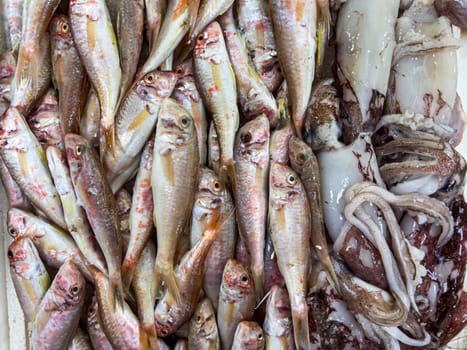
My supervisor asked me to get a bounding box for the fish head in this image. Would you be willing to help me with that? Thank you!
[53,260,86,306]
[269,162,302,205]
[174,59,194,79]
[266,285,292,323]
[191,298,218,340]
[194,21,223,58]
[236,115,270,165]
[288,136,312,170]
[234,321,264,349]
[49,14,73,47]
[7,208,29,238]
[135,71,178,104]
[64,133,91,174]
[222,259,254,298]
[154,299,178,337]
[8,236,45,277]
[197,167,225,204]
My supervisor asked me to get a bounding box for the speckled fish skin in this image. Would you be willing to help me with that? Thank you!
[231,321,265,350]
[68,328,93,350]
[31,260,86,350]
[26,89,64,152]
[80,88,100,149]
[46,145,107,274]
[0,107,66,228]
[49,13,87,135]
[269,0,317,138]
[86,297,113,350]
[191,167,236,309]
[288,136,337,286]
[236,0,282,92]
[91,268,151,350]
[103,70,177,187]
[7,236,50,323]
[270,82,294,164]
[69,0,121,154]
[0,157,30,209]
[65,133,123,295]
[3,0,24,55]
[208,121,221,175]
[194,21,239,181]
[121,140,154,288]
[269,161,311,350]
[116,0,144,99]
[7,208,92,281]
[219,9,278,126]
[234,115,270,300]
[217,259,256,350]
[145,0,164,48]
[154,203,225,337]
[173,59,208,165]
[263,285,294,350]
[131,239,159,348]
[188,298,221,350]
[139,0,199,78]
[152,97,199,304]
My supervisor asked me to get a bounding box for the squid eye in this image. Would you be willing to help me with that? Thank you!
[144,72,156,84]
[76,145,83,155]
[9,228,17,237]
[69,285,80,296]
[287,174,296,185]
[240,275,249,282]
[61,22,70,33]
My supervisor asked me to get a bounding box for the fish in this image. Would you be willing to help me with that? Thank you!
[188,298,221,350]
[0,107,66,228]
[145,0,165,48]
[174,339,188,350]
[121,139,155,288]
[152,97,199,303]
[236,0,282,92]
[65,133,123,299]
[231,321,265,350]
[263,285,294,350]
[219,9,278,126]
[115,188,132,253]
[116,0,144,99]
[193,21,238,183]
[190,167,236,309]
[80,88,100,149]
[103,70,177,188]
[269,0,317,138]
[86,297,113,350]
[263,233,285,294]
[0,157,30,209]
[288,136,338,287]
[208,121,221,175]
[69,0,121,155]
[270,82,294,164]
[3,0,24,55]
[46,145,107,274]
[269,161,312,350]
[173,59,208,165]
[49,13,87,135]
[30,260,86,350]
[234,115,270,300]
[217,259,256,350]
[7,207,92,281]
[68,328,93,350]
[0,51,16,115]
[7,236,50,323]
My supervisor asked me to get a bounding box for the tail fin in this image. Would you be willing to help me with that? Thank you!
[121,258,137,292]
[252,266,265,302]
[101,126,116,159]
[291,299,310,350]
[156,261,182,304]
[220,160,236,196]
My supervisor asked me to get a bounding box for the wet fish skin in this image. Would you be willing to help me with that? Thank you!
[69,0,121,154]
[0,107,66,228]
[103,70,177,187]
[86,297,113,350]
[193,21,239,181]
[80,88,100,149]
[46,145,107,274]
[191,167,236,309]
[173,59,208,165]
[7,236,50,323]
[188,298,221,350]
[0,157,30,209]
[50,13,87,134]
[4,0,24,55]
[68,328,93,350]
[219,9,278,126]
[145,0,164,48]
[117,0,144,99]
[121,139,155,288]
[0,51,16,115]
[269,161,312,350]
[217,259,256,350]
[263,285,294,350]
[231,321,265,350]
[7,207,93,281]
[174,339,188,350]
[31,260,86,350]
[208,121,221,175]
[65,133,123,296]
[234,115,270,301]
[269,0,317,138]
[152,97,199,304]
[115,188,132,254]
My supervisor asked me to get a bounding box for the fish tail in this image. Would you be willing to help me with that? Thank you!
[220,160,236,194]
[101,125,116,158]
[291,298,310,350]
[156,261,182,304]
[121,258,136,291]
[252,266,265,302]
[292,112,304,140]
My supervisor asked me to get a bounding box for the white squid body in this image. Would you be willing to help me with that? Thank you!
[317,134,385,242]
[336,0,399,131]
[387,3,459,135]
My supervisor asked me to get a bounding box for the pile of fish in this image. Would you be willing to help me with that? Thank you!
[0,0,466,349]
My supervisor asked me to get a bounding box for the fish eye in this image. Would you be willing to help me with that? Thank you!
[69,285,80,296]
[144,72,156,84]
[196,314,202,322]
[258,333,263,341]
[160,329,169,336]
[287,174,296,185]
[8,228,17,237]
[241,132,252,143]
[61,22,69,33]
[213,180,222,191]
[176,67,184,75]
[76,145,83,155]
[240,275,249,282]
[181,116,190,127]
[197,34,204,41]
[7,250,13,259]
